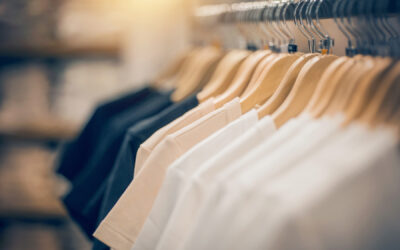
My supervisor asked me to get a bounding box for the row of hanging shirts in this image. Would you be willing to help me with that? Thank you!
[56,0,400,250]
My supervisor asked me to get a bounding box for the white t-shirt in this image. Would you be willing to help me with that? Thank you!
[132,110,260,250]
[153,115,318,250]
[177,115,340,250]
[146,114,277,250]
[181,122,399,250]
[267,126,400,250]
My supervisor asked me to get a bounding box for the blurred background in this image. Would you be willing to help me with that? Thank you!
[0,0,391,249]
[0,0,194,249]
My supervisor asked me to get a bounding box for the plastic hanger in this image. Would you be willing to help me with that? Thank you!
[272,55,338,128]
[214,50,272,109]
[197,50,251,103]
[171,47,223,102]
[257,53,319,119]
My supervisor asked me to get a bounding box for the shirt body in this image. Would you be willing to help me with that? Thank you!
[155,115,319,250]
[275,144,400,250]
[91,95,199,250]
[56,86,155,181]
[134,98,215,176]
[94,98,242,250]
[181,120,398,250]
[63,89,173,237]
[132,110,261,250]
[175,116,336,250]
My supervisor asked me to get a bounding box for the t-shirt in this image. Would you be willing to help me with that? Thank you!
[63,89,173,237]
[132,112,276,250]
[94,98,242,250]
[56,86,157,181]
[264,125,400,250]
[134,98,216,176]
[229,124,398,250]
[178,116,340,250]
[180,121,399,250]
[132,110,263,250]
[91,94,199,250]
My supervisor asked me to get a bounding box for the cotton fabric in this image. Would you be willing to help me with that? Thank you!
[94,98,242,250]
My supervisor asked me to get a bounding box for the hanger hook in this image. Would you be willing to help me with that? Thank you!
[299,0,317,52]
[293,0,312,52]
[270,2,286,50]
[282,0,296,45]
[276,2,291,47]
[315,0,334,54]
[333,0,355,56]
[306,0,324,41]
[261,4,278,50]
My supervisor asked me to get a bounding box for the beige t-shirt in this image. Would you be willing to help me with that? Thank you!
[94,98,242,250]
[134,98,215,175]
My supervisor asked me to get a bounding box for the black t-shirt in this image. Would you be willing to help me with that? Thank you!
[91,95,199,250]
[62,88,174,237]
[56,87,155,181]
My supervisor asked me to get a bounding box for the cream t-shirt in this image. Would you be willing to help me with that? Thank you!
[94,98,242,250]
[134,98,215,176]
[132,110,261,250]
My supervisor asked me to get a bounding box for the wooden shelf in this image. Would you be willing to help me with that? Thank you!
[0,40,121,60]
[0,119,79,142]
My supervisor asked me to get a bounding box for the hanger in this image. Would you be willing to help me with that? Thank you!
[342,58,394,124]
[313,0,379,118]
[335,0,398,122]
[213,50,272,109]
[239,2,306,114]
[240,52,301,114]
[257,2,318,119]
[157,47,204,91]
[171,47,224,102]
[257,53,318,119]
[197,50,251,103]
[152,48,199,89]
[239,4,285,99]
[270,0,338,127]
[321,56,376,117]
[272,55,337,127]
[306,57,353,117]
[195,5,262,104]
[304,0,369,117]
[358,62,400,127]
[169,47,210,92]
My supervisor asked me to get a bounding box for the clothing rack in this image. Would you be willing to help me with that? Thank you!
[195,0,400,22]
[194,0,400,56]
